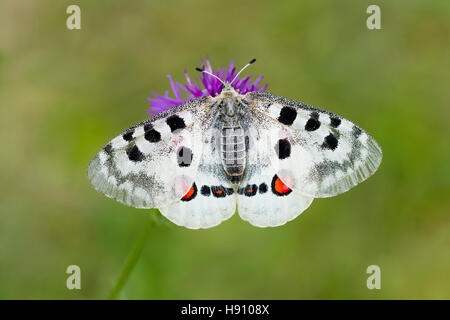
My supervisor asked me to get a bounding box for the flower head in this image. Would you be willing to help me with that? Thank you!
[147,57,268,114]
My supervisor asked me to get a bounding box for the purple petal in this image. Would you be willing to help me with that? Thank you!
[147,57,268,114]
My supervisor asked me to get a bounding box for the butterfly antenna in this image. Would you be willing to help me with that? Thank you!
[195,68,226,86]
[230,58,256,85]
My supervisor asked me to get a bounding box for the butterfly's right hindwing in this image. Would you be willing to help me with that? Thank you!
[159,129,236,229]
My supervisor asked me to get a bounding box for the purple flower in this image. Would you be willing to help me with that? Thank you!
[146,57,268,114]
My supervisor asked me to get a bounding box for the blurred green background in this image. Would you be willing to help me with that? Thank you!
[0,0,449,299]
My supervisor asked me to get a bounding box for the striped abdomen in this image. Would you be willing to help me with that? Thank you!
[220,126,246,182]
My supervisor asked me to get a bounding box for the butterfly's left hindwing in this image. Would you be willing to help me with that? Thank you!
[244,91,382,198]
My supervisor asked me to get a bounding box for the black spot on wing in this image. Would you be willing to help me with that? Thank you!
[352,126,362,137]
[144,124,161,143]
[259,183,268,194]
[200,185,211,196]
[244,184,258,197]
[104,143,112,156]
[127,145,144,162]
[322,133,339,150]
[310,111,319,119]
[277,106,297,125]
[330,117,341,128]
[275,139,291,159]
[122,130,134,142]
[305,113,321,131]
[177,146,193,167]
[226,188,234,195]
[166,115,186,132]
[211,186,227,198]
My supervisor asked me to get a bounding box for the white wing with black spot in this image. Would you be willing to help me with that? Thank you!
[87,97,211,209]
[245,91,382,198]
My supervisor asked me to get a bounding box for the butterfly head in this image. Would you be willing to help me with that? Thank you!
[197,59,256,120]
[216,86,242,119]
[219,82,239,95]
[197,57,256,95]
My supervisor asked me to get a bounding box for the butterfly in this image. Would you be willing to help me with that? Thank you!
[87,59,382,229]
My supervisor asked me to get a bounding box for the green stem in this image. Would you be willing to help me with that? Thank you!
[108,217,154,300]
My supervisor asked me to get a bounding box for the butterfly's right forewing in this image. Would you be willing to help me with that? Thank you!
[88,96,237,229]
[87,96,211,209]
